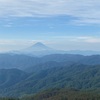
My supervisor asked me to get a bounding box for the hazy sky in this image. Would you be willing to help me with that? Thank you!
[0,0,100,51]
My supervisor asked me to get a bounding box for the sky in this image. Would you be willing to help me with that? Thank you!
[0,0,100,51]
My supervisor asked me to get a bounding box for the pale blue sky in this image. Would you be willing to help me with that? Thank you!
[0,0,100,51]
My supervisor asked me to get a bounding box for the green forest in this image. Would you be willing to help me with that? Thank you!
[0,88,100,100]
[0,54,100,99]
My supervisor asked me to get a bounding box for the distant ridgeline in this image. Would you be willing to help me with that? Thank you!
[8,42,100,56]
[0,46,100,97]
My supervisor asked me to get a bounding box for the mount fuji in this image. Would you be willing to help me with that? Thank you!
[7,42,100,56]
[25,42,53,51]
[12,42,65,56]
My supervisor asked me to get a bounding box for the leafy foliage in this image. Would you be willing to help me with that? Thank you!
[0,97,19,100]
[21,88,100,100]
[0,88,100,100]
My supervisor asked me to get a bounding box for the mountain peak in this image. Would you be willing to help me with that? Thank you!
[16,42,57,56]
[27,42,52,51]
[33,42,46,47]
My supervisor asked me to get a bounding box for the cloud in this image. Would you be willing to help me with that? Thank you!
[53,36,100,43]
[49,36,100,50]
[0,0,100,24]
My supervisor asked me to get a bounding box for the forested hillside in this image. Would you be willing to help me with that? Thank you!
[1,54,100,70]
[0,54,100,97]
[0,63,100,97]
[0,88,100,100]
[21,88,100,100]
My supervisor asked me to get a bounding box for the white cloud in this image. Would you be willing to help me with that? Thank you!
[53,36,100,43]
[0,0,100,24]
[49,36,100,50]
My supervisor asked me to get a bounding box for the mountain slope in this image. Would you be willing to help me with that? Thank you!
[1,63,100,97]
[1,54,100,70]
[0,88,100,100]
[12,42,67,56]
[21,88,100,100]
[0,54,40,69]
[0,68,28,89]
[25,42,53,51]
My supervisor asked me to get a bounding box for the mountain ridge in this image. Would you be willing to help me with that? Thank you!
[9,42,100,56]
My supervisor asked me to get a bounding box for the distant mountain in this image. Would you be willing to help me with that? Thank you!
[11,42,67,56]
[1,53,100,70]
[0,54,40,69]
[10,42,100,56]
[25,42,53,51]
[66,50,100,55]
